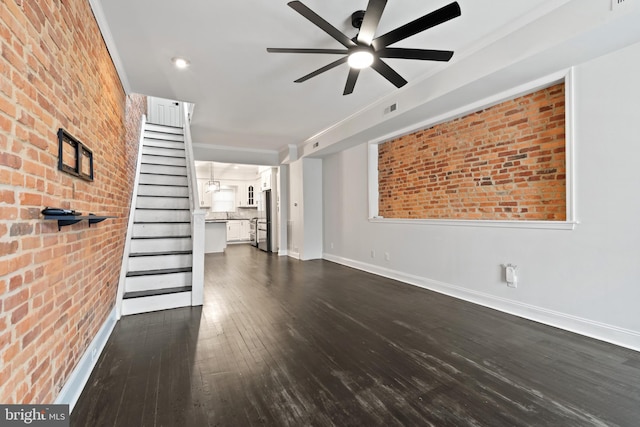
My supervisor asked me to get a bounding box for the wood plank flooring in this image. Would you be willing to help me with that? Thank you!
[71,244,640,426]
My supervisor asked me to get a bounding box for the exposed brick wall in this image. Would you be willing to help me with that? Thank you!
[378,83,566,220]
[0,0,146,403]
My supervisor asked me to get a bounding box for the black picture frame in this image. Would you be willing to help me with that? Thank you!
[57,128,93,181]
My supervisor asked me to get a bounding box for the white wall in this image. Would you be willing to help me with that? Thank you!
[322,42,640,351]
[289,158,323,260]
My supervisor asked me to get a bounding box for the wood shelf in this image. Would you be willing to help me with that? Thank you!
[44,215,116,231]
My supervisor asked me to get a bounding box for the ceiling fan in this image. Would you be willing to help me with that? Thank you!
[267,0,461,95]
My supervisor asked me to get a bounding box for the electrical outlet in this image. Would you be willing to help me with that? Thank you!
[371,250,376,258]
[505,264,518,288]
[384,252,390,261]
[330,242,334,249]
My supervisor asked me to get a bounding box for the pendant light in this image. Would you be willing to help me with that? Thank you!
[205,162,220,193]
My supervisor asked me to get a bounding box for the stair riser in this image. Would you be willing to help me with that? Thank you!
[136,197,189,210]
[143,139,185,150]
[130,237,192,253]
[142,154,186,167]
[137,185,189,198]
[144,132,184,142]
[140,163,187,176]
[138,174,188,186]
[128,254,192,272]
[133,223,191,237]
[125,271,192,293]
[134,210,191,223]
[145,123,183,135]
[142,146,185,158]
[121,291,192,316]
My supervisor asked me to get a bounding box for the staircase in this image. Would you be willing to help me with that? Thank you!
[120,123,195,316]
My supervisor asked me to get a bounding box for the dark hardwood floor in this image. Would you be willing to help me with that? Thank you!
[71,244,640,426]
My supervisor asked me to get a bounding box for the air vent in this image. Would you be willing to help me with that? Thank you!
[611,0,631,12]
[384,103,398,115]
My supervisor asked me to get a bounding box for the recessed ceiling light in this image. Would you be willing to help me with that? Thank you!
[172,57,190,69]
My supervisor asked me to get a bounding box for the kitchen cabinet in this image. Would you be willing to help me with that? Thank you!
[227,220,250,241]
[240,220,250,240]
[237,182,257,207]
[260,169,272,190]
[227,221,241,241]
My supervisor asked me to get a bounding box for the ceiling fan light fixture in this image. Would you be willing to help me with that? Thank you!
[348,49,374,69]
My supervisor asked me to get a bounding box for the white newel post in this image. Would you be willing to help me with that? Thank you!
[182,102,205,307]
[191,210,205,306]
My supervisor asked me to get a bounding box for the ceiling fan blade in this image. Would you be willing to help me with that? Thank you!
[267,48,348,55]
[378,48,454,61]
[371,58,407,88]
[357,0,387,46]
[343,68,360,95]
[294,57,348,83]
[372,2,461,50]
[288,1,356,48]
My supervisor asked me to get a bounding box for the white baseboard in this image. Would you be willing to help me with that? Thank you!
[55,306,117,412]
[278,249,289,256]
[288,251,300,260]
[323,253,640,353]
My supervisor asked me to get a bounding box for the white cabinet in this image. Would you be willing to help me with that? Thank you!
[226,220,251,241]
[260,169,272,190]
[240,220,250,240]
[237,182,257,207]
[227,221,241,241]
[197,179,211,208]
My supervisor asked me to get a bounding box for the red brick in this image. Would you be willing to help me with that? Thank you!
[0,0,144,404]
[379,83,566,221]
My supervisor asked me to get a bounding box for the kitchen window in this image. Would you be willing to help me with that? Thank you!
[212,188,235,212]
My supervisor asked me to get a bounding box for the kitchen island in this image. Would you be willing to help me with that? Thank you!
[205,220,227,253]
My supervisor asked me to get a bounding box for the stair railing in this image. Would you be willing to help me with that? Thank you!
[182,103,205,306]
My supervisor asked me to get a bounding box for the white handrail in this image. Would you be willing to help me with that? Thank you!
[182,103,205,306]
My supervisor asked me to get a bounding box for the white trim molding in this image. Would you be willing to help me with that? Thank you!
[369,217,578,230]
[368,69,577,230]
[55,307,117,412]
[323,253,640,353]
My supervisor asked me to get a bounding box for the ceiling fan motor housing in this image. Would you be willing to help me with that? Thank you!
[351,10,366,29]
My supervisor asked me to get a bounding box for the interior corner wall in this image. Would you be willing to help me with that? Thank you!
[322,41,640,351]
[0,1,143,403]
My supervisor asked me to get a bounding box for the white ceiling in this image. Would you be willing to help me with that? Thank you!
[92,0,582,152]
[195,161,259,181]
